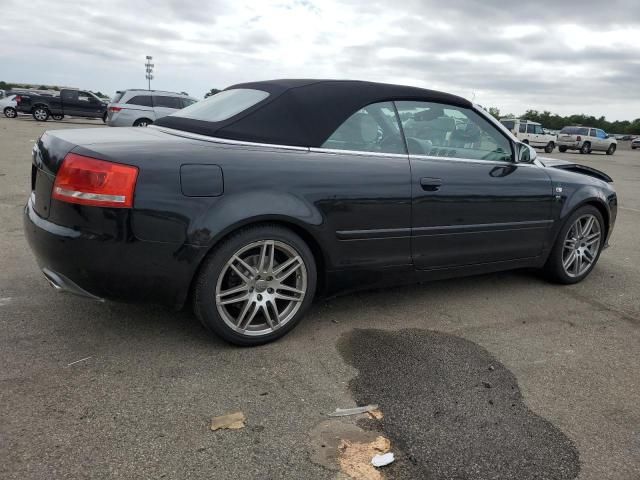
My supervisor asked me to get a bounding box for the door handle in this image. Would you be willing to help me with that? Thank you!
[420,177,442,191]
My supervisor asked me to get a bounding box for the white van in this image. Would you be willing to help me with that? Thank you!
[500,119,557,153]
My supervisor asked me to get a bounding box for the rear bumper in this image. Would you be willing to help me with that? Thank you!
[23,197,205,308]
[557,140,582,149]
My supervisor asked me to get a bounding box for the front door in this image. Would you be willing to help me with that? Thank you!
[394,101,554,270]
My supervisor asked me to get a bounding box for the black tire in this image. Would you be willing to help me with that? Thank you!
[606,144,616,155]
[102,112,107,123]
[544,142,555,153]
[544,205,604,284]
[32,106,49,122]
[559,146,567,153]
[3,107,17,118]
[580,142,591,154]
[52,114,64,121]
[133,118,153,127]
[522,139,529,145]
[193,224,317,346]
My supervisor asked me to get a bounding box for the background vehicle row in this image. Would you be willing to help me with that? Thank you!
[106,89,197,127]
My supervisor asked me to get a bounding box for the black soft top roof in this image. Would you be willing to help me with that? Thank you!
[154,79,472,147]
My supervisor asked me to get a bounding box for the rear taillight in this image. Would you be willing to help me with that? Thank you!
[52,153,138,208]
[109,106,122,113]
[577,136,582,141]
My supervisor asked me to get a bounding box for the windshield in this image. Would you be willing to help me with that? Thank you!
[170,88,269,122]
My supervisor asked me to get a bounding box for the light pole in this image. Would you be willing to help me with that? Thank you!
[145,56,154,90]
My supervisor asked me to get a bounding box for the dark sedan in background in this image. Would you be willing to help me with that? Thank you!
[24,79,617,345]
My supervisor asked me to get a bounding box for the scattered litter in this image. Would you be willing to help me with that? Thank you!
[482,381,492,389]
[367,408,384,420]
[339,435,390,480]
[210,411,246,431]
[67,356,92,366]
[328,404,379,417]
[0,297,12,307]
[371,452,395,467]
[488,365,495,371]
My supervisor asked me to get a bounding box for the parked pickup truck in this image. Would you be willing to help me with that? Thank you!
[16,89,108,122]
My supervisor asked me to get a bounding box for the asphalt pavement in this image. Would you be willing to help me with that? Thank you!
[1,116,638,479]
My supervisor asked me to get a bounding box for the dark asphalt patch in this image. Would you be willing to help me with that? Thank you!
[338,329,580,480]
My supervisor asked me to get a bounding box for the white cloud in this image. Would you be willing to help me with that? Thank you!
[0,0,638,119]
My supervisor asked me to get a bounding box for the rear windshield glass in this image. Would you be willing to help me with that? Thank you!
[111,91,124,104]
[170,88,269,122]
[561,127,589,135]
[500,120,515,130]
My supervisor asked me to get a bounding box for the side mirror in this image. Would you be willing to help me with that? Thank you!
[517,142,537,163]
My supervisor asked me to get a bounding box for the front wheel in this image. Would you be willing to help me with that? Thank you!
[544,206,604,284]
[544,142,555,153]
[193,225,317,346]
[32,107,49,122]
[559,146,567,153]
[3,107,17,118]
[606,144,616,155]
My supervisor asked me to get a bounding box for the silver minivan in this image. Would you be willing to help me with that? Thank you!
[106,90,198,127]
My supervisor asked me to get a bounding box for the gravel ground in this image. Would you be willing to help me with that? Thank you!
[1,116,639,479]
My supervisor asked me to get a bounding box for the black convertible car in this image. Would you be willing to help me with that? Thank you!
[24,79,617,345]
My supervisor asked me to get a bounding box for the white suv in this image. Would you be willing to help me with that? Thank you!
[106,90,198,127]
[500,119,557,153]
[557,126,617,155]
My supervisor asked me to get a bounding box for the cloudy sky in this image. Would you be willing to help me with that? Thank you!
[1,0,638,119]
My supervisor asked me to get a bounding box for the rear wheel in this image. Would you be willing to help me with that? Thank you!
[606,144,616,155]
[32,107,49,122]
[522,139,529,145]
[102,112,107,123]
[133,118,152,127]
[544,142,555,153]
[559,146,567,153]
[544,205,604,284]
[580,142,591,154]
[52,114,64,121]
[3,107,17,118]
[193,225,317,346]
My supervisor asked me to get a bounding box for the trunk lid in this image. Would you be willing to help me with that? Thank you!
[30,126,212,218]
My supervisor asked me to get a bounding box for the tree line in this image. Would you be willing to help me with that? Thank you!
[487,107,640,134]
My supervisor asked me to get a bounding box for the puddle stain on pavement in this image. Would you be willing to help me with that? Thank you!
[336,328,580,480]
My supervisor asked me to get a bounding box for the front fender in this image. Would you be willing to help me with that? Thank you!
[554,183,616,244]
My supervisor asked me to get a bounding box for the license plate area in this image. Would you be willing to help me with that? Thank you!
[33,168,54,219]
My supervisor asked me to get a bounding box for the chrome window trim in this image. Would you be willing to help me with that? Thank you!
[148,126,310,152]
[309,147,408,159]
[409,153,538,167]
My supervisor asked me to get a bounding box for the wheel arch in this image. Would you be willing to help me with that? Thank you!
[31,103,49,112]
[560,191,611,240]
[184,215,329,309]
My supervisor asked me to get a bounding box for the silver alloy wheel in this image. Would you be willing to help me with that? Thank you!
[136,120,148,127]
[562,214,601,278]
[215,240,308,336]
[34,108,47,121]
[4,107,16,118]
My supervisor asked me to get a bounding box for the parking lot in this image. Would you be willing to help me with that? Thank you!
[1,116,638,479]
